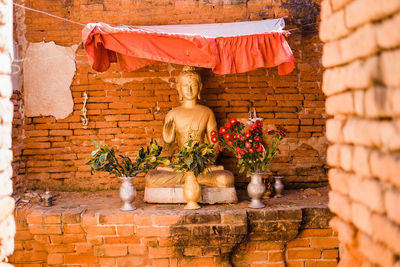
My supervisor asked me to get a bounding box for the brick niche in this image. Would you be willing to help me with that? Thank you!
[321,0,400,266]
[12,0,326,191]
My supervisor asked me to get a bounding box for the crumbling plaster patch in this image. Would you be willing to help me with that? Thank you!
[24,41,78,120]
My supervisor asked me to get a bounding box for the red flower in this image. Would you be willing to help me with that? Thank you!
[224,133,232,141]
[277,126,288,133]
[211,136,218,143]
[210,130,216,137]
[248,148,254,153]
[264,127,269,133]
[244,131,251,138]
[237,154,242,159]
[240,149,246,155]
[227,140,233,146]
[235,147,240,153]
[225,122,232,129]
[250,123,257,130]
[218,145,222,152]
[245,142,251,149]
[254,136,261,142]
[219,127,226,134]
[232,134,238,140]
[256,119,263,127]
[229,118,237,125]
[256,145,263,152]
[239,135,245,141]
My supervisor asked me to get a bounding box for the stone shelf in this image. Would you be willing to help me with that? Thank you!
[11,187,339,266]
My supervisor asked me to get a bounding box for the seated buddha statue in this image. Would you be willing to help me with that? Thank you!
[144,66,235,203]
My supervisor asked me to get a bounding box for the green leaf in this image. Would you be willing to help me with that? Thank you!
[91,140,101,148]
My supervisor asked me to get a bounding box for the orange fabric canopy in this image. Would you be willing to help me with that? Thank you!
[82,18,295,75]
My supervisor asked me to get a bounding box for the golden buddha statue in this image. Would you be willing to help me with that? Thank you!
[144,66,234,190]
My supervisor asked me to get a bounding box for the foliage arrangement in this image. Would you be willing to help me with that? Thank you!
[172,139,216,177]
[212,118,288,177]
[86,139,169,177]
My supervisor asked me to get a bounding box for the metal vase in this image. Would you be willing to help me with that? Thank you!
[119,177,136,211]
[274,176,284,197]
[247,172,266,209]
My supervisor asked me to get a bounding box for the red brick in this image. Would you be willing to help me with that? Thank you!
[136,226,170,237]
[269,251,284,262]
[153,214,182,225]
[62,234,86,243]
[117,226,134,236]
[104,244,128,256]
[100,257,116,266]
[309,237,339,248]
[27,212,43,224]
[287,239,309,248]
[287,249,321,259]
[63,224,84,234]
[44,214,61,224]
[299,229,333,238]
[29,224,61,235]
[86,226,116,235]
[180,257,215,266]
[64,255,98,264]
[99,212,134,224]
[305,261,337,267]
[104,236,141,244]
[117,256,146,266]
[75,243,94,254]
[149,247,174,258]
[152,258,170,267]
[47,253,63,264]
[128,244,147,255]
[322,249,339,259]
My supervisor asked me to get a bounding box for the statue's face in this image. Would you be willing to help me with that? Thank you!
[179,75,200,101]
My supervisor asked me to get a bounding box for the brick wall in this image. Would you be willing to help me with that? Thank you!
[321,0,400,266]
[14,0,326,191]
[0,0,15,263]
[11,205,338,266]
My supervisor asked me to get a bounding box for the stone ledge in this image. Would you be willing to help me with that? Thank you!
[11,187,338,266]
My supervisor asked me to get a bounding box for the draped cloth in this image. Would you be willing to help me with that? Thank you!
[82,18,295,75]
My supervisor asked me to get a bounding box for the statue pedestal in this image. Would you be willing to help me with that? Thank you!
[144,185,238,204]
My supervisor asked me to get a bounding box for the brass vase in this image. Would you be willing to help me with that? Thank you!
[183,171,201,210]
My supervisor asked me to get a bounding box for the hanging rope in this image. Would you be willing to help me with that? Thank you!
[13,3,85,27]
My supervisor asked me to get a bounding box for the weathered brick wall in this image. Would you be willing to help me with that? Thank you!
[0,0,15,263]
[15,0,326,191]
[321,0,400,266]
[11,206,338,266]
[11,0,26,193]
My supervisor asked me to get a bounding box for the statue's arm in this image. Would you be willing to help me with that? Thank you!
[163,112,175,145]
[206,110,219,161]
[206,110,218,143]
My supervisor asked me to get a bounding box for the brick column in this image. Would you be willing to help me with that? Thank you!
[321,0,400,266]
[0,0,15,263]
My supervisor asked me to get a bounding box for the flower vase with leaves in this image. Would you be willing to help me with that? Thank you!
[171,139,215,210]
[86,139,169,211]
[213,118,287,208]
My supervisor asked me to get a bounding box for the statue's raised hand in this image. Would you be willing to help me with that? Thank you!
[163,117,176,145]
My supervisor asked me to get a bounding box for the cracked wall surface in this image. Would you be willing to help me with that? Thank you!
[24,41,77,120]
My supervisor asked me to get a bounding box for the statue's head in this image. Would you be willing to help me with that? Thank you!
[176,66,203,101]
